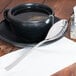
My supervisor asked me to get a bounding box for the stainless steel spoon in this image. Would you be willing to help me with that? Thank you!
[5,19,68,71]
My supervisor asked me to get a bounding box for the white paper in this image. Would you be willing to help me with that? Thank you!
[0,37,76,76]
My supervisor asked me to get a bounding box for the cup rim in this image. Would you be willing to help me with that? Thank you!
[7,3,54,23]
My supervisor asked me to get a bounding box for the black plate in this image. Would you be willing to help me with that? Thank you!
[0,16,59,47]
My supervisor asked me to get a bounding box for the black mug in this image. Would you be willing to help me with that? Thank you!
[4,3,54,43]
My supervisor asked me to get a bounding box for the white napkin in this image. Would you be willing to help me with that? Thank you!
[0,37,76,76]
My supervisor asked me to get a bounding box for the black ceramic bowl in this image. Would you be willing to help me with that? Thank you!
[4,3,54,43]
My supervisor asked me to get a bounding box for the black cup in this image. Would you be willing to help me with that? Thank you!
[4,3,54,43]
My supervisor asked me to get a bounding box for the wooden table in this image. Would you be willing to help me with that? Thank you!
[0,0,76,75]
[51,63,76,76]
